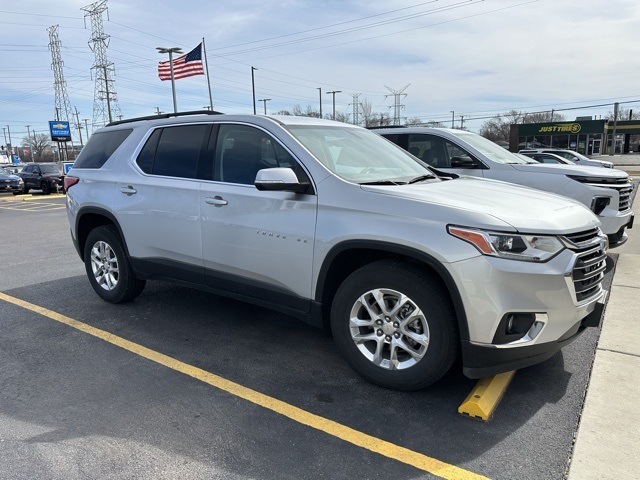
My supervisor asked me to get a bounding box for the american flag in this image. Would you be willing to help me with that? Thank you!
[158,43,204,81]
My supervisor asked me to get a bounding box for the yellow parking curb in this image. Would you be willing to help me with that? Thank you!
[458,371,515,421]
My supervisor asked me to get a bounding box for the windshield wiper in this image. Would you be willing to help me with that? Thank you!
[407,174,436,184]
[359,180,407,186]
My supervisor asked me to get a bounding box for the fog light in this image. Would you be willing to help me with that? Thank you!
[591,197,610,215]
[492,312,537,344]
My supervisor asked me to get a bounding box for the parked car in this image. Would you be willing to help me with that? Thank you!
[1,164,25,175]
[0,171,24,195]
[18,163,64,194]
[520,152,576,165]
[519,149,614,168]
[65,113,607,390]
[376,127,633,246]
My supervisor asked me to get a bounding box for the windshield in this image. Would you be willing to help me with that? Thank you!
[40,164,60,174]
[450,131,532,164]
[286,125,434,184]
[2,165,23,174]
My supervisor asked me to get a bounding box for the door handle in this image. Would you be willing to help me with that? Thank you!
[205,196,228,206]
[120,185,137,195]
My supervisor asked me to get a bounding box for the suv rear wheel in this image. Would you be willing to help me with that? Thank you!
[330,260,458,390]
[84,225,146,303]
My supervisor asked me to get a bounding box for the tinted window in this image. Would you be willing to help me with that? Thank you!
[214,125,305,185]
[152,125,207,179]
[136,129,161,174]
[73,129,132,169]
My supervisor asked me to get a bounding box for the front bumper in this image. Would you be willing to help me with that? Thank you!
[461,301,603,378]
[446,244,606,379]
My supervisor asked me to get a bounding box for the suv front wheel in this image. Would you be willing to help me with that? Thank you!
[330,260,458,390]
[84,225,146,303]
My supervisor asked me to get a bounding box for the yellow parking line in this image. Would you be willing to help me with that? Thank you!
[0,291,488,480]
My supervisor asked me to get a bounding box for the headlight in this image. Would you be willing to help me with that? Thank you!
[448,226,565,262]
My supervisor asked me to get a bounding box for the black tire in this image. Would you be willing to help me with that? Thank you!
[84,225,146,303]
[41,181,51,195]
[330,260,458,390]
[23,185,29,194]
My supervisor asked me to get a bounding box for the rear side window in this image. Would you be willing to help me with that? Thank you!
[136,125,208,179]
[73,129,133,168]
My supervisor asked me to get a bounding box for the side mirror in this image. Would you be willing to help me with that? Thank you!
[254,167,310,194]
[450,155,475,168]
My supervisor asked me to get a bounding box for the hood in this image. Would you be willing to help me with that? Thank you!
[0,173,20,181]
[510,162,628,179]
[361,176,600,234]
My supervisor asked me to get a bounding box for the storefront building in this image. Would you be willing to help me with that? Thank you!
[509,119,640,155]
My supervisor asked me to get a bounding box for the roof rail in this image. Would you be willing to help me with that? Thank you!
[366,125,407,130]
[106,110,224,127]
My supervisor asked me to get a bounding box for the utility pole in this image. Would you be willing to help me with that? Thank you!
[155,107,163,115]
[251,67,257,115]
[326,90,341,120]
[317,87,322,118]
[459,115,465,130]
[258,98,271,115]
[384,84,410,126]
[83,119,90,142]
[610,102,619,156]
[74,107,84,148]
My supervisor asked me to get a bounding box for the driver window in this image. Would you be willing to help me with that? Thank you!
[214,124,307,185]
[407,134,446,167]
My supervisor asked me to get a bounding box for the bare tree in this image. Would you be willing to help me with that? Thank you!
[22,133,53,162]
[479,110,566,142]
[604,106,640,121]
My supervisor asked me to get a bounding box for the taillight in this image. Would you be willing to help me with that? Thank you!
[64,176,80,190]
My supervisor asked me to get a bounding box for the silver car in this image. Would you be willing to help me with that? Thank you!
[65,113,607,390]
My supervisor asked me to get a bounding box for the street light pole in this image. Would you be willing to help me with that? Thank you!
[258,98,271,115]
[251,67,257,115]
[450,111,455,128]
[326,90,341,120]
[157,47,183,114]
[318,87,322,118]
[26,125,32,161]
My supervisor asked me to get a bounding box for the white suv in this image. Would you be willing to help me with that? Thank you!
[377,127,634,246]
[519,148,614,168]
[65,113,607,390]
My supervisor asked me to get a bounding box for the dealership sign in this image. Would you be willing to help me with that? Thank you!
[49,121,72,142]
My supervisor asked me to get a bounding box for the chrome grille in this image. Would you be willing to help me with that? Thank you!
[561,228,607,303]
[617,186,633,211]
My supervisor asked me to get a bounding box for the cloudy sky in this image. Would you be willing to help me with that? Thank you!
[1,0,639,145]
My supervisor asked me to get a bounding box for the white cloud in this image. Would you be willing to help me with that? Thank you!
[1,0,639,144]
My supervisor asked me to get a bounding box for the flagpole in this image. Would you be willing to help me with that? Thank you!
[202,38,214,111]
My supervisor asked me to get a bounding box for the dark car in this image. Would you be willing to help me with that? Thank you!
[18,163,64,195]
[0,171,24,195]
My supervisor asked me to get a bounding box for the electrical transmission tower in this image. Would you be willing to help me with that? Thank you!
[48,26,74,126]
[82,0,121,128]
[384,84,410,126]
[349,93,361,126]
